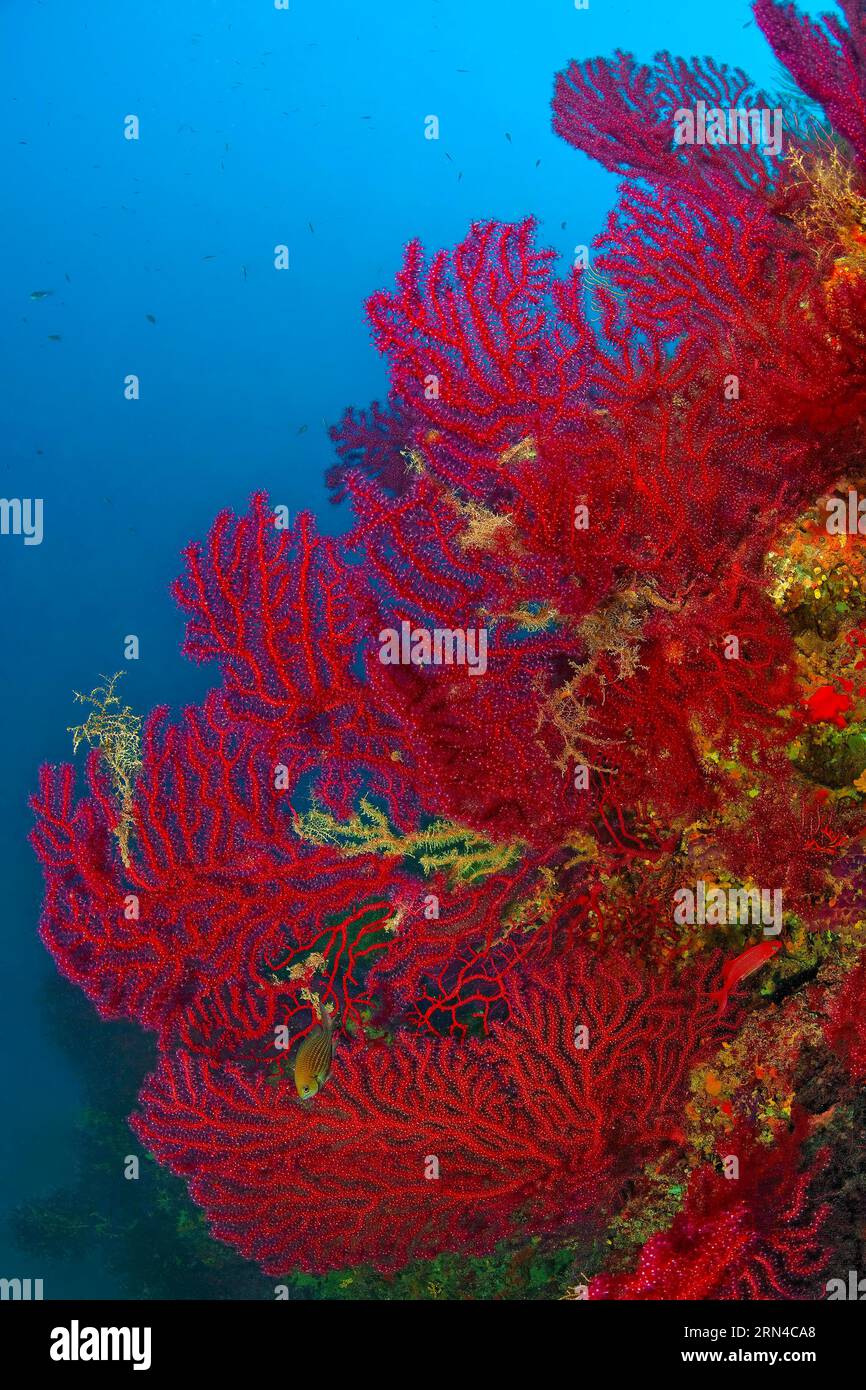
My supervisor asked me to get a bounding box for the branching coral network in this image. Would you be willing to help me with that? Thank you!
[31,0,866,1292]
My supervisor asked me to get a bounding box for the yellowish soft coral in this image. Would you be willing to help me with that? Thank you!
[68,671,141,867]
[500,865,562,936]
[451,498,515,551]
[293,796,523,884]
[786,142,866,282]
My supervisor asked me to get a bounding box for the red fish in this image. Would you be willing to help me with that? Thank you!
[709,941,782,1016]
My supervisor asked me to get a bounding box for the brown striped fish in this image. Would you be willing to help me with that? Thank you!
[294,1005,334,1099]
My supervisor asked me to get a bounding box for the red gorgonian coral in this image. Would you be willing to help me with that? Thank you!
[589,1125,830,1300]
[825,956,866,1083]
[31,0,866,1285]
[132,953,729,1273]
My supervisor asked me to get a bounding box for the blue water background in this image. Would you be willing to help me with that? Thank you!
[0,0,810,1296]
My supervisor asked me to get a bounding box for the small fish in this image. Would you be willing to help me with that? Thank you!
[241,264,247,281]
[297,424,308,434]
[505,132,512,143]
[457,171,463,182]
[294,1005,334,1099]
[47,334,62,342]
[202,254,217,260]
[64,272,71,283]
[710,941,782,1016]
[535,159,541,168]
[29,289,53,300]
[308,221,314,234]
[145,314,157,324]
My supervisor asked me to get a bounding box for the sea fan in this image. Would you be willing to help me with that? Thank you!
[31,0,866,1287]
